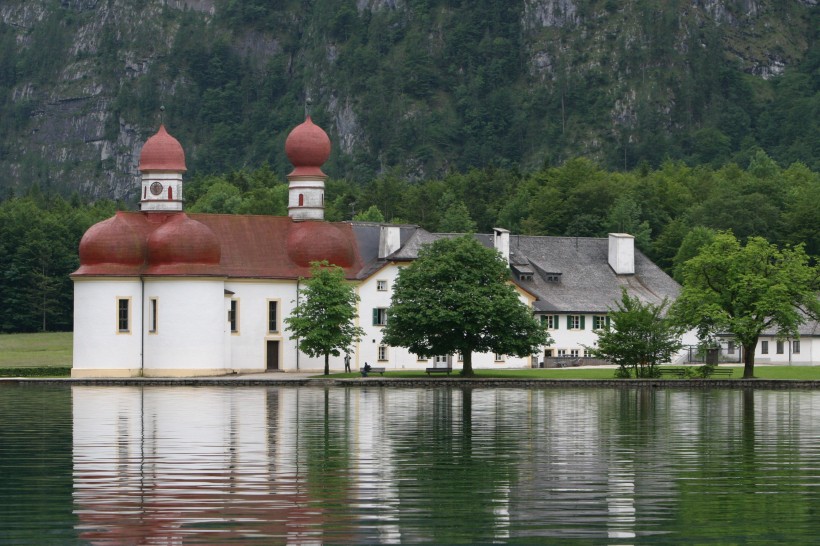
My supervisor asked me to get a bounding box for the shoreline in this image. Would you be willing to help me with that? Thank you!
[5,376,820,389]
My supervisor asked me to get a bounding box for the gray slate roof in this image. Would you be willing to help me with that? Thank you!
[353,225,680,314]
[508,235,680,313]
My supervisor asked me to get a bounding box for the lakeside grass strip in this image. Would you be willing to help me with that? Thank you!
[0,366,72,377]
[0,332,73,368]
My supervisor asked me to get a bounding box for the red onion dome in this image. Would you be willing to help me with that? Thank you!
[285,116,331,177]
[139,125,187,172]
[78,212,147,268]
[147,213,221,270]
[286,221,355,268]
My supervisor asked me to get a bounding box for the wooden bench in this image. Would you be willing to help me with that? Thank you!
[706,367,734,377]
[660,367,734,378]
[659,367,689,378]
[360,367,386,376]
[425,367,452,376]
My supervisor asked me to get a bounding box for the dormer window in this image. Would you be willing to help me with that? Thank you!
[519,273,533,282]
[546,273,561,282]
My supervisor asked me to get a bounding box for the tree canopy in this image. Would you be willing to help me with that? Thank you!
[381,236,550,376]
[284,261,365,375]
[589,289,685,378]
[672,232,820,378]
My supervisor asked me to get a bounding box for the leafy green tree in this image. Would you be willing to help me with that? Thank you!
[382,236,550,376]
[352,205,385,222]
[589,289,684,378]
[438,200,476,233]
[285,261,365,376]
[672,232,820,378]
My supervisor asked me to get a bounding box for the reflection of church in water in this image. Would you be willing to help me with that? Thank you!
[70,385,650,542]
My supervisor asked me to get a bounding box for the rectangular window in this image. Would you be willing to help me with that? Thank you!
[457,353,464,362]
[117,298,130,333]
[416,354,427,362]
[761,340,768,354]
[567,315,584,330]
[728,341,736,355]
[793,340,800,354]
[570,349,580,358]
[557,349,567,357]
[777,341,784,354]
[148,298,158,333]
[229,299,239,333]
[377,280,388,291]
[373,307,388,326]
[541,315,559,329]
[268,300,278,333]
[494,353,504,362]
[544,349,553,358]
[378,345,388,361]
[593,315,608,330]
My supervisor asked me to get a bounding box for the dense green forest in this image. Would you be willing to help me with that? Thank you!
[1,1,818,333]
[0,0,817,199]
[1,154,817,333]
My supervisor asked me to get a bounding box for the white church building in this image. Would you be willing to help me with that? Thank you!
[72,118,688,377]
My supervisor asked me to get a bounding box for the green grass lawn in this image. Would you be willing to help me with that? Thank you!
[0,332,72,367]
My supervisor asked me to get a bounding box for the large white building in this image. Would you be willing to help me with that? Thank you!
[72,118,690,377]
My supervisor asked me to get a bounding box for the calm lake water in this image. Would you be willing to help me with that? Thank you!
[2,384,820,544]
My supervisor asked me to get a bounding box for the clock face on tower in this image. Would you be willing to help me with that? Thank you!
[150,182,164,196]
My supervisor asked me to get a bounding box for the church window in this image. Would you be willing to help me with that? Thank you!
[168,186,173,200]
[148,298,158,333]
[117,298,130,333]
[268,300,279,333]
[229,299,239,333]
[299,193,304,206]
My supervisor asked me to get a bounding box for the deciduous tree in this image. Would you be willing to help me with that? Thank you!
[382,236,550,376]
[672,232,819,378]
[285,261,365,376]
[589,289,684,378]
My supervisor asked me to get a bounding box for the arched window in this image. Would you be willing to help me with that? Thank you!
[298,193,304,206]
[143,187,147,199]
[168,186,173,200]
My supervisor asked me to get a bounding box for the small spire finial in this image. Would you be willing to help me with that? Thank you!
[159,105,165,125]
[305,97,312,118]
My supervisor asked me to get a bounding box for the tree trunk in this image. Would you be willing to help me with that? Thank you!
[461,350,474,377]
[742,341,757,379]
[324,352,330,376]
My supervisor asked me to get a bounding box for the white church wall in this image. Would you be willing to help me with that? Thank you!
[224,280,301,372]
[72,279,143,377]
[142,278,227,376]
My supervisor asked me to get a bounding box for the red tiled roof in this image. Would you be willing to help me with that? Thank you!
[73,212,364,279]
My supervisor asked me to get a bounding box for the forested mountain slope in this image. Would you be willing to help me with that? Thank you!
[0,0,817,201]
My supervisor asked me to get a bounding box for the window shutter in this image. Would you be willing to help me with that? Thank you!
[606,316,611,328]
[580,316,586,330]
[554,315,559,329]
[566,315,572,329]
[372,308,378,325]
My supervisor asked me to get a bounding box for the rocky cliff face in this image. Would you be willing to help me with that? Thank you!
[0,0,815,201]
